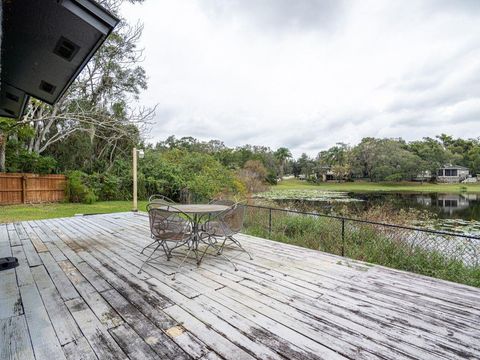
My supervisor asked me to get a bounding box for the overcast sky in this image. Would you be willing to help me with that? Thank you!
[122,0,480,157]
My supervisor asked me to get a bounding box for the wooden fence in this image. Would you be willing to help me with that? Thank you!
[0,173,67,205]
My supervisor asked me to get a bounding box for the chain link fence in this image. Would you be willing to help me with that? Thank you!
[243,204,480,286]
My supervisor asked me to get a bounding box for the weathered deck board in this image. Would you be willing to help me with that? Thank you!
[20,283,66,360]
[30,265,82,345]
[1,211,480,359]
[0,315,35,360]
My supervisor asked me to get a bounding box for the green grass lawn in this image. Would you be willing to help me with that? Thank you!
[276,178,480,193]
[0,201,149,224]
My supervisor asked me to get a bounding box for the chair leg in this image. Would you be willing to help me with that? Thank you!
[216,237,228,255]
[138,241,163,274]
[162,242,172,260]
[229,236,254,260]
[167,239,191,258]
[197,234,216,265]
[150,242,171,262]
[215,245,238,271]
[217,236,253,260]
[140,239,157,254]
[204,236,238,271]
[172,247,193,281]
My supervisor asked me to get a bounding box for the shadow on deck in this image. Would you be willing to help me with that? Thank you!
[1,212,479,359]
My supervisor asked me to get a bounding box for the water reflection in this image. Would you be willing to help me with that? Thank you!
[345,192,480,220]
[269,192,480,221]
[416,194,476,215]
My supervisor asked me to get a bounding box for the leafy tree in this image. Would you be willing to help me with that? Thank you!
[0,117,15,172]
[351,138,424,181]
[408,137,456,174]
[139,148,242,202]
[317,143,350,167]
[237,160,268,193]
[274,147,292,177]
[297,153,316,179]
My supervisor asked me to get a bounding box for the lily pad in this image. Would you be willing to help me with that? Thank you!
[253,189,363,203]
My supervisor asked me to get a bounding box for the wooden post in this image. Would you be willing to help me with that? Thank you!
[268,208,272,237]
[132,147,138,212]
[22,175,27,204]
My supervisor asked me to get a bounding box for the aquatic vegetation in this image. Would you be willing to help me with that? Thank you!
[418,218,480,237]
[254,189,363,202]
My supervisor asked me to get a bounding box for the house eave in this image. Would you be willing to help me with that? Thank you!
[0,0,119,118]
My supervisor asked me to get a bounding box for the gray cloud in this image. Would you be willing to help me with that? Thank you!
[421,0,480,15]
[201,0,346,33]
[123,0,480,156]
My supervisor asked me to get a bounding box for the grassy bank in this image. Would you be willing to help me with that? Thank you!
[0,201,149,223]
[244,206,480,287]
[276,178,480,193]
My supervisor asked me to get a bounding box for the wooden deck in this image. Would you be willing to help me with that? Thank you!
[1,212,480,360]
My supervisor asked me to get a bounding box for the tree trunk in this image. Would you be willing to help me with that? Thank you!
[0,131,6,172]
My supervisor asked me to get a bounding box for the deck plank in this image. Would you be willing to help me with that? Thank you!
[101,289,201,359]
[0,268,22,320]
[0,315,35,360]
[62,337,98,360]
[20,284,66,360]
[0,225,12,258]
[21,239,43,267]
[30,266,82,345]
[22,222,49,253]
[38,252,79,301]
[147,279,285,360]
[8,229,21,247]
[65,298,128,360]
[164,305,256,360]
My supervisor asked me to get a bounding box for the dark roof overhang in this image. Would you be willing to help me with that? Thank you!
[0,0,119,118]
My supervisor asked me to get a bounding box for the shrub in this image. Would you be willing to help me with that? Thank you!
[384,173,404,182]
[6,149,57,174]
[139,149,241,202]
[237,160,269,193]
[65,171,97,204]
[266,170,278,185]
[86,173,125,201]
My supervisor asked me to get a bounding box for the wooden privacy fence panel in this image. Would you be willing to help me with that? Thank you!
[0,173,67,205]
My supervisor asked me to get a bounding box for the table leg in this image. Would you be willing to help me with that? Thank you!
[192,215,201,265]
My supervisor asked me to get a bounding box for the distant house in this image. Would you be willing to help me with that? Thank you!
[316,166,335,182]
[436,165,469,183]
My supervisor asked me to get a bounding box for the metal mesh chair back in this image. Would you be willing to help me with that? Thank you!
[222,203,246,234]
[201,202,252,265]
[147,204,191,241]
[148,194,176,205]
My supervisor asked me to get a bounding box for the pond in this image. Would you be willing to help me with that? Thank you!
[255,190,480,220]
[349,192,480,221]
[253,190,480,235]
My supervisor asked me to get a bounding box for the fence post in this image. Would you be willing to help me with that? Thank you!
[268,208,272,237]
[341,218,345,256]
[22,175,27,204]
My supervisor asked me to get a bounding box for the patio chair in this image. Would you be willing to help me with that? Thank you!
[200,202,252,270]
[148,194,176,204]
[138,203,192,274]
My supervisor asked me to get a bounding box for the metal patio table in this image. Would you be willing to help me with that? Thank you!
[159,204,229,264]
